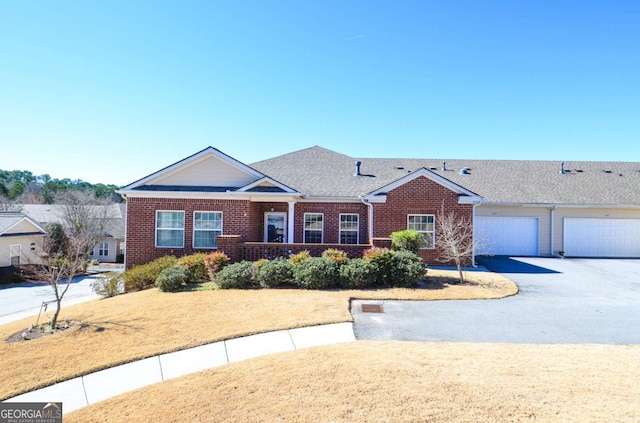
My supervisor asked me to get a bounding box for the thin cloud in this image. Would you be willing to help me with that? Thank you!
[346,34,366,41]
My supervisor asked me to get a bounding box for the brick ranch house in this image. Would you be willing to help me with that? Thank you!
[118,146,640,269]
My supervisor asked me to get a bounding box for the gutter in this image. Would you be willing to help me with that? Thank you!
[472,200,482,267]
[360,196,374,245]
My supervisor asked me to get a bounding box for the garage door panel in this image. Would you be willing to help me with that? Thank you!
[476,217,539,256]
[564,218,640,257]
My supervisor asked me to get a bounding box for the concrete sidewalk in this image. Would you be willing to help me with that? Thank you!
[4,322,356,414]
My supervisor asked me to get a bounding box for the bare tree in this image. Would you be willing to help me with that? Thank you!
[437,205,479,284]
[40,190,116,328]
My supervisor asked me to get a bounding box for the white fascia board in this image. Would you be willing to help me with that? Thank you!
[363,194,482,204]
[297,196,364,203]
[1,216,47,236]
[237,177,297,193]
[120,190,302,202]
[482,202,640,209]
[121,147,264,190]
[367,168,480,199]
[458,195,484,204]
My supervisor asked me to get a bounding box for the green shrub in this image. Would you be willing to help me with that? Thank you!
[91,271,124,298]
[123,256,177,291]
[340,258,378,289]
[321,248,348,264]
[363,248,426,287]
[257,258,294,288]
[293,257,343,289]
[215,261,254,289]
[390,230,425,254]
[290,250,311,265]
[363,248,395,286]
[386,250,427,287]
[155,265,189,292]
[204,251,230,279]
[176,253,209,283]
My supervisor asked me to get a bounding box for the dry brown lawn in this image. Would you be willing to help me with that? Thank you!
[66,341,640,423]
[0,269,516,400]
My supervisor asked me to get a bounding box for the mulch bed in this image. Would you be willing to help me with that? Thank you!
[5,320,80,343]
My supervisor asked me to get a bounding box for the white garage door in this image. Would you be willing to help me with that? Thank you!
[475,217,539,256]
[563,218,640,257]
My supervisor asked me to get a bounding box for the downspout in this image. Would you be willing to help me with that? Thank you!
[472,200,482,267]
[361,196,374,245]
[550,205,561,257]
[119,192,128,270]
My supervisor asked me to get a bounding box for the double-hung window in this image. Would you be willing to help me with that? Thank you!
[339,214,359,244]
[407,214,435,249]
[156,211,185,248]
[98,242,109,256]
[304,213,323,243]
[193,211,223,249]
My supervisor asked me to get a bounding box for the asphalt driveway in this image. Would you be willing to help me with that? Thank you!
[352,257,640,344]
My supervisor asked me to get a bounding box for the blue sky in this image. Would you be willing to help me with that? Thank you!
[1,1,638,186]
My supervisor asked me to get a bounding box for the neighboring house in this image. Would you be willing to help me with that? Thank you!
[0,212,47,267]
[20,204,126,263]
[118,146,640,269]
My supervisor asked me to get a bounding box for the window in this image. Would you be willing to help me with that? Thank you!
[304,213,323,243]
[156,211,185,248]
[194,211,223,249]
[408,214,435,249]
[339,214,359,244]
[98,242,109,256]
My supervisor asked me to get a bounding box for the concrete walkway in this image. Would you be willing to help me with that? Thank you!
[4,322,355,414]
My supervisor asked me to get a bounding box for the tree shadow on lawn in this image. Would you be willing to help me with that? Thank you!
[72,316,144,335]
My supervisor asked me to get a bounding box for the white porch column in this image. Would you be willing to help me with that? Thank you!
[287,201,296,244]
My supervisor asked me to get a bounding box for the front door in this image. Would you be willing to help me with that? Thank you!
[265,212,287,243]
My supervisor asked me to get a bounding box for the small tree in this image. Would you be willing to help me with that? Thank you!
[39,191,116,328]
[437,206,477,284]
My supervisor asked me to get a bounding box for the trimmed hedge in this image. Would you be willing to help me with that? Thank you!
[176,253,209,283]
[215,261,255,289]
[124,256,177,291]
[155,265,189,292]
[257,257,294,288]
[293,257,343,290]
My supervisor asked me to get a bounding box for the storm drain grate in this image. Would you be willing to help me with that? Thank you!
[361,304,384,313]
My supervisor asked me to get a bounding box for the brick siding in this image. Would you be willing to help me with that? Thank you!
[125,176,474,268]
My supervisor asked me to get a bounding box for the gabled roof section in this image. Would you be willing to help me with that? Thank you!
[120,146,265,191]
[364,168,482,203]
[237,177,299,194]
[0,212,47,237]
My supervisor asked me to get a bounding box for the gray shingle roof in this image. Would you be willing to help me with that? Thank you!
[251,146,640,206]
[20,204,126,239]
[0,212,45,236]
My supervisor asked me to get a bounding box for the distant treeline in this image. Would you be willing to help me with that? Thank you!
[0,169,122,204]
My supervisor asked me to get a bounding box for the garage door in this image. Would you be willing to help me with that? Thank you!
[563,218,640,257]
[475,217,539,256]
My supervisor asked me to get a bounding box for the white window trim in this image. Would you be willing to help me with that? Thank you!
[99,242,109,256]
[193,211,223,249]
[155,210,185,248]
[339,213,359,244]
[407,214,436,250]
[303,213,324,244]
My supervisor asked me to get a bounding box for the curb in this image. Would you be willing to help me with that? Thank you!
[4,322,356,414]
